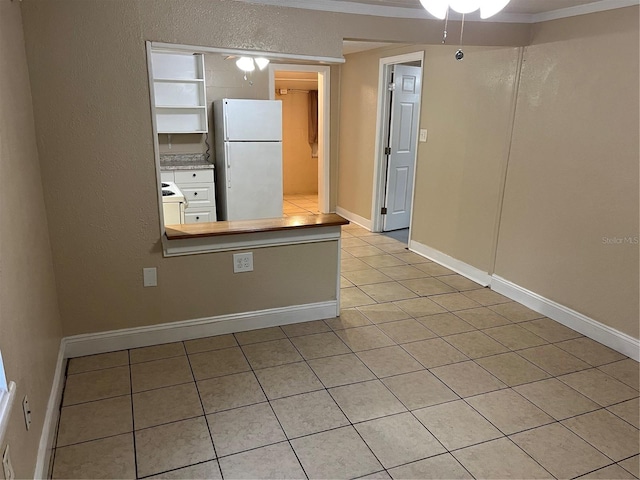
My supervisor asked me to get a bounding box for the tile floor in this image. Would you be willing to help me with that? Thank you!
[283,194,319,216]
[52,224,640,479]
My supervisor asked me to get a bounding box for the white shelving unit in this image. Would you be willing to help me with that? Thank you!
[151,51,208,133]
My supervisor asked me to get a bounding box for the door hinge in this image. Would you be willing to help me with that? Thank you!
[384,147,391,155]
[388,82,396,91]
[381,207,388,215]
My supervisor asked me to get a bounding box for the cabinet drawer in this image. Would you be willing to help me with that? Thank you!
[175,169,214,184]
[184,209,216,224]
[181,184,214,207]
[160,171,175,183]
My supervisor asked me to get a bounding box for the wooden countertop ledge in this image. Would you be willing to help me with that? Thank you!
[165,213,349,240]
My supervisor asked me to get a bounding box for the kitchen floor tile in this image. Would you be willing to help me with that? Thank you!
[452,437,553,479]
[579,464,638,479]
[130,356,193,393]
[184,334,237,354]
[382,370,458,410]
[62,366,131,406]
[357,346,424,378]
[307,353,376,388]
[519,317,583,343]
[234,326,286,345]
[188,346,251,381]
[413,400,502,450]
[341,276,355,288]
[465,389,554,435]
[344,245,386,257]
[558,368,638,406]
[511,423,610,479]
[437,274,482,292]
[197,371,266,414]
[518,344,591,376]
[270,390,349,438]
[430,361,506,398]
[135,417,215,478]
[290,331,350,359]
[335,325,394,351]
[475,352,550,386]
[57,395,132,447]
[342,258,372,272]
[417,313,476,336]
[556,337,627,366]
[146,460,222,479]
[132,382,202,429]
[361,254,407,269]
[291,426,383,479]
[342,268,394,286]
[402,338,468,368]
[394,297,447,317]
[355,412,445,469]
[460,288,511,306]
[608,398,640,428]
[129,342,185,364]
[598,359,640,390]
[391,251,431,264]
[241,338,303,369]
[430,293,481,312]
[443,331,509,359]
[619,455,640,477]
[52,434,135,480]
[207,402,285,457]
[254,361,323,400]
[400,277,456,296]
[377,265,429,281]
[341,287,378,308]
[388,453,473,479]
[414,263,455,276]
[357,303,412,324]
[483,324,548,350]
[360,281,418,303]
[281,319,331,338]
[453,307,512,329]
[326,308,373,330]
[67,350,129,375]
[562,410,640,461]
[514,378,600,420]
[218,442,306,480]
[376,319,436,344]
[488,302,544,322]
[329,379,406,423]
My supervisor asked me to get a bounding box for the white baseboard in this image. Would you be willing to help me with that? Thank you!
[491,276,640,362]
[335,207,372,231]
[63,301,337,359]
[35,342,66,480]
[409,240,491,287]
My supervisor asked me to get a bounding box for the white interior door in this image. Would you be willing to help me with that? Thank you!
[383,64,422,232]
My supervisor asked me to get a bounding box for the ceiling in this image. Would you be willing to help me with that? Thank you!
[274,71,319,91]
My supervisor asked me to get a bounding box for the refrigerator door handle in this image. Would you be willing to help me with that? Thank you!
[225,143,231,188]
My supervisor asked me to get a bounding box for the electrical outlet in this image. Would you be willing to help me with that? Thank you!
[419,129,428,143]
[143,267,157,287]
[22,396,31,431]
[2,445,14,480]
[233,252,253,273]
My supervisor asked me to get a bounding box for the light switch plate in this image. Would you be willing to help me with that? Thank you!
[143,268,157,287]
[419,129,428,143]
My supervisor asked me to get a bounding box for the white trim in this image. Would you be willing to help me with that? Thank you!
[409,240,491,286]
[236,0,637,23]
[63,301,337,358]
[268,64,331,214]
[335,207,372,231]
[151,42,345,64]
[34,343,66,480]
[371,51,424,235]
[491,276,640,361]
[162,226,341,256]
[0,382,16,447]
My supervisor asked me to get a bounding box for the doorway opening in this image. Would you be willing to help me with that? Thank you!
[371,52,424,235]
[268,64,331,215]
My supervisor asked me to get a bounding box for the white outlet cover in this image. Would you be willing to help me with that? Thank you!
[143,268,158,287]
[419,129,428,143]
[2,445,14,480]
[233,253,254,273]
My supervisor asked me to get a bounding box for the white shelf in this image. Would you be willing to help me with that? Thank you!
[154,78,205,83]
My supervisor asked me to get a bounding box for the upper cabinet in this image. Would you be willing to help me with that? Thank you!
[150,51,208,134]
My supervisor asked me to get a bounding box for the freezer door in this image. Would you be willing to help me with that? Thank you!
[224,142,283,221]
[223,99,282,141]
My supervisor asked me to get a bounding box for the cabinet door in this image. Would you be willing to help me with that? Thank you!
[184,209,216,224]
[175,169,214,184]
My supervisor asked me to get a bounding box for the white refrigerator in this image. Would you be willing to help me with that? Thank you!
[213,99,283,221]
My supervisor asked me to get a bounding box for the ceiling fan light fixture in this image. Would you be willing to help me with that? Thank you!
[419,0,449,19]
[236,57,255,72]
[255,57,270,70]
[448,0,481,14]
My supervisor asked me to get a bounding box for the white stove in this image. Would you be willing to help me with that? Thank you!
[161,181,187,225]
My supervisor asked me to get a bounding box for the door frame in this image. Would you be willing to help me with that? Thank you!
[370,51,424,233]
[268,64,331,214]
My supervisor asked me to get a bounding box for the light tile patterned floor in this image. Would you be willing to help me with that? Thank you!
[283,194,319,216]
[52,224,640,479]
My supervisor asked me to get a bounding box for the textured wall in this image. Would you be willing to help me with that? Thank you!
[0,1,63,477]
[494,7,640,337]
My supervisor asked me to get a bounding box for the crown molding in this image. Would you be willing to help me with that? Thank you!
[239,0,639,23]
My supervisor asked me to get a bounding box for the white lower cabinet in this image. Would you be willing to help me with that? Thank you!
[160,168,217,223]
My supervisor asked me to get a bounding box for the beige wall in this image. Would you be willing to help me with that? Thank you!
[279,90,318,195]
[19,0,529,338]
[494,7,640,338]
[0,2,63,477]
